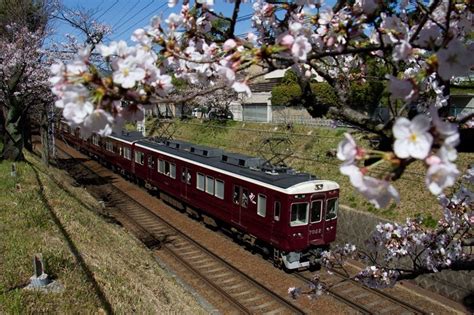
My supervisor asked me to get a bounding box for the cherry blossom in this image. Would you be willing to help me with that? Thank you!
[359,177,400,209]
[425,160,460,195]
[112,58,146,89]
[436,39,474,81]
[393,115,433,160]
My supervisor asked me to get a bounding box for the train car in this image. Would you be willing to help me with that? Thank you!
[61,127,340,270]
[106,131,145,176]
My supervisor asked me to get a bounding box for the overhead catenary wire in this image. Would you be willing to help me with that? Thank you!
[112,0,156,35]
[109,0,141,27]
[112,2,168,40]
[95,0,120,20]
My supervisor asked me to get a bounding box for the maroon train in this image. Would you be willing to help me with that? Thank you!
[59,123,340,270]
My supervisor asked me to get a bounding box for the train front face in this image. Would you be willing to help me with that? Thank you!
[280,180,340,270]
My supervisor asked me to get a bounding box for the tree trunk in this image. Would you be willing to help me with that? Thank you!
[23,112,32,152]
[0,105,5,148]
[1,104,25,161]
[40,106,49,166]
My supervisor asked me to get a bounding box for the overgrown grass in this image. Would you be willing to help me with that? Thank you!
[0,152,205,313]
[152,118,472,224]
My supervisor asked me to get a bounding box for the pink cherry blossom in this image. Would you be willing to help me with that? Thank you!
[223,39,237,52]
[291,36,312,61]
[393,114,433,160]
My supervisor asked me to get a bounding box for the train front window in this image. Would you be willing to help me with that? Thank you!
[311,200,322,223]
[326,198,338,221]
[290,203,309,226]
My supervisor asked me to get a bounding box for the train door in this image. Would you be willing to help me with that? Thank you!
[180,167,191,201]
[270,200,281,243]
[323,197,338,243]
[308,195,325,244]
[231,185,248,227]
[147,155,155,183]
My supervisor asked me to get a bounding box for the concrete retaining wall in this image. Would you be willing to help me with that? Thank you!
[336,205,473,305]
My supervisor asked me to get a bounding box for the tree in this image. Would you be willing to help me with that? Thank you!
[0,0,53,161]
[49,0,473,291]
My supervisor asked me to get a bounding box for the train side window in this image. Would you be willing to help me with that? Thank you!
[106,141,114,152]
[311,200,323,223]
[326,198,338,221]
[205,176,214,195]
[123,147,131,160]
[233,186,240,204]
[181,168,191,184]
[164,161,170,175]
[158,159,165,173]
[92,135,99,146]
[241,188,249,208]
[147,156,154,168]
[257,194,267,217]
[274,201,281,221]
[197,173,205,191]
[290,203,309,226]
[134,151,144,165]
[215,180,224,199]
[181,168,187,182]
[170,163,176,179]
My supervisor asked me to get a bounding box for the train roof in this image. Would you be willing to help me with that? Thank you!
[108,131,146,144]
[133,138,333,191]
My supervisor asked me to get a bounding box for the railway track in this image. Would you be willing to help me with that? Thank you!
[295,270,428,314]
[55,145,306,314]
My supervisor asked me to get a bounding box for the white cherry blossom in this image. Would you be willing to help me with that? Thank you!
[393,114,433,160]
[337,133,360,164]
[113,57,146,89]
[61,86,94,125]
[82,109,114,137]
[437,38,474,81]
[426,160,460,195]
[387,75,417,102]
[359,176,400,209]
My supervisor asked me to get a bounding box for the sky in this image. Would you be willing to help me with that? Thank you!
[52,0,255,46]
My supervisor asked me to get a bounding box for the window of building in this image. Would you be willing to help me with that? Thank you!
[134,151,144,165]
[274,201,281,221]
[123,147,131,160]
[311,200,323,223]
[205,176,214,195]
[215,180,224,199]
[290,203,309,226]
[197,173,205,191]
[106,141,114,152]
[257,194,267,217]
[326,198,338,220]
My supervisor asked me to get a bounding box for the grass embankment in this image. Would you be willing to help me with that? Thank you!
[0,151,205,313]
[149,118,472,225]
